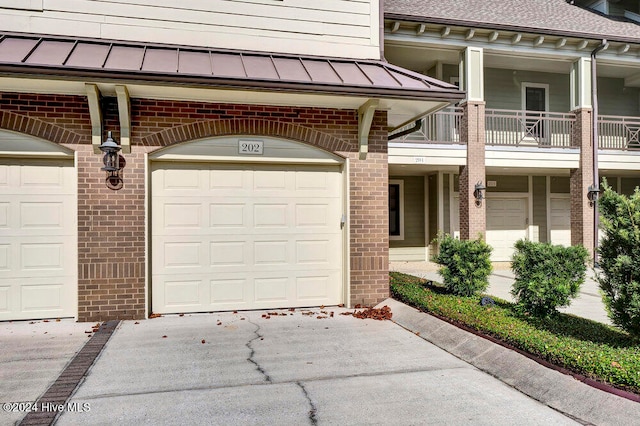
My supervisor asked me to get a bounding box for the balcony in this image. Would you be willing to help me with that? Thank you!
[391,108,640,152]
[390,107,463,144]
[598,115,640,150]
[485,109,574,148]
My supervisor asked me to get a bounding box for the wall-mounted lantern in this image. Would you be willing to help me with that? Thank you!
[587,184,601,207]
[474,182,486,206]
[99,131,125,190]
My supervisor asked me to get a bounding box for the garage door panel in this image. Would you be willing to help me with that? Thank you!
[0,160,76,320]
[550,197,571,246]
[152,162,343,313]
[486,197,527,262]
[0,277,75,321]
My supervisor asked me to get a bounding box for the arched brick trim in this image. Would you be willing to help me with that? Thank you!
[0,110,83,145]
[141,119,352,154]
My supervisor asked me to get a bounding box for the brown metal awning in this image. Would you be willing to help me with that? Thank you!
[0,32,463,102]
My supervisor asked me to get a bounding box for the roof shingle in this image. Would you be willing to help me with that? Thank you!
[385,0,640,42]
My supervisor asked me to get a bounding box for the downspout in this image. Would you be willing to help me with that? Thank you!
[591,39,607,265]
[388,120,422,141]
[380,0,385,60]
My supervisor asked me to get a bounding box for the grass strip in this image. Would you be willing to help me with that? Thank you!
[390,271,640,395]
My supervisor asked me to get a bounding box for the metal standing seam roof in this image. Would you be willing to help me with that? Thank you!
[0,32,463,102]
[385,0,640,43]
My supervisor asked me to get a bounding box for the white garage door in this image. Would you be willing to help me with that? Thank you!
[486,198,528,261]
[0,159,77,321]
[152,162,344,313]
[549,197,571,246]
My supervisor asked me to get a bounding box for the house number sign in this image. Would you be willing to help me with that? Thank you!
[238,140,264,155]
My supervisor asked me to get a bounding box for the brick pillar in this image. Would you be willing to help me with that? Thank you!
[570,108,595,257]
[347,110,389,307]
[459,101,486,240]
[77,144,146,321]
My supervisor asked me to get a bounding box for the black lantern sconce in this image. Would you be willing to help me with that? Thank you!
[99,131,125,190]
[587,184,601,207]
[474,182,486,207]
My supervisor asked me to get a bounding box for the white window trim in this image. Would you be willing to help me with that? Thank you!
[389,179,404,241]
[521,82,550,112]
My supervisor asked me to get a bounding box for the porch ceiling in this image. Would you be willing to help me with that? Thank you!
[385,42,640,84]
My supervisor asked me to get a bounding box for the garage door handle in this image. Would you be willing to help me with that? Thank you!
[341,214,346,229]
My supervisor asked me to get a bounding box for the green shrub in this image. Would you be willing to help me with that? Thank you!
[597,184,640,337]
[432,233,492,297]
[390,272,640,395]
[511,239,588,318]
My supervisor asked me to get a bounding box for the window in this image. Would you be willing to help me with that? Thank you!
[389,180,404,240]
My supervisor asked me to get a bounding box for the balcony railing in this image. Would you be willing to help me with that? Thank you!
[390,107,463,144]
[598,115,640,150]
[485,109,575,147]
[391,109,640,152]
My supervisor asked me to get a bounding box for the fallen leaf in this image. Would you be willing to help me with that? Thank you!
[289,308,295,312]
[134,321,140,325]
[44,332,48,334]
[240,318,246,320]
[217,321,222,326]
[342,305,392,321]
[612,361,622,368]
[29,321,35,324]
[43,320,49,323]
[338,304,345,308]
[201,339,206,344]
[149,313,162,319]
[415,332,420,336]
[233,311,238,314]
[84,330,92,334]
[320,305,325,309]
[56,319,61,322]
[179,313,184,317]
[162,335,167,338]
[317,316,327,319]
[330,312,334,318]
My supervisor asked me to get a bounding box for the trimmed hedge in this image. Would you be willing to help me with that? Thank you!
[511,239,588,317]
[390,271,640,394]
[432,233,493,297]
[598,184,640,338]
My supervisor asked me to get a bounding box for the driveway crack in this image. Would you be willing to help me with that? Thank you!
[246,318,271,383]
[297,381,318,425]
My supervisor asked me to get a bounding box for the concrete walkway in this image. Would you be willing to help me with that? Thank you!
[390,261,611,325]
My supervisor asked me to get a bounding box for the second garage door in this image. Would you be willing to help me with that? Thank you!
[152,162,344,314]
[486,198,528,261]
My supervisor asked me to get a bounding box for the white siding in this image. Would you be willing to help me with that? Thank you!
[0,0,380,59]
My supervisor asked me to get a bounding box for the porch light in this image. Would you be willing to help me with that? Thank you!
[99,131,125,190]
[587,185,601,206]
[474,182,486,206]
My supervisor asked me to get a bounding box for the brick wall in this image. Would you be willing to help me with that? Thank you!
[0,92,390,319]
[570,108,595,258]
[459,101,486,240]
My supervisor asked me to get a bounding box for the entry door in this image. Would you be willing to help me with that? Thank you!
[524,85,547,140]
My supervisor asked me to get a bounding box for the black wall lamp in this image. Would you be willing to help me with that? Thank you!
[587,184,601,207]
[474,182,486,206]
[99,131,125,190]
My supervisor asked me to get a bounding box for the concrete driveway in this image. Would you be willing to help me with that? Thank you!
[5,302,639,425]
[40,308,575,425]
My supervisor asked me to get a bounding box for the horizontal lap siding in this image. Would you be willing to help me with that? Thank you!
[0,0,380,59]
